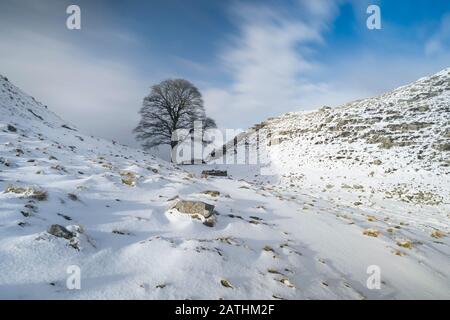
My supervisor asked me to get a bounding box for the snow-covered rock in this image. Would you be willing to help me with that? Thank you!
[169,199,216,227]
[47,224,75,240]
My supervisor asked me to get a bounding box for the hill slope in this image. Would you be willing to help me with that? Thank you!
[209,68,450,207]
[0,73,449,299]
[254,68,450,203]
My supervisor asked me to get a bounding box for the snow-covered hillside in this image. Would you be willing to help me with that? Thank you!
[251,68,450,206]
[209,68,450,220]
[0,72,449,299]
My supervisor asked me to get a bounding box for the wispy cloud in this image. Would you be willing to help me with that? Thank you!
[425,13,450,56]
[204,0,341,128]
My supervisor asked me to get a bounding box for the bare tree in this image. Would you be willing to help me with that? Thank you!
[203,117,217,131]
[134,79,215,150]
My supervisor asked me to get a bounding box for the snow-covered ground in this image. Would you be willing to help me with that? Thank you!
[0,70,449,300]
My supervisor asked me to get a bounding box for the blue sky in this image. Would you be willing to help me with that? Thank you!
[0,0,449,146]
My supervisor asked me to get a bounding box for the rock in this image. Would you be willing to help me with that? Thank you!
[443,129,450,138]
[7,124,17,132]
[269,138,284,146]
[363,228,380,237]
[170,200,216,227]
[267,269,283,275]
[392,250,406,257]
[171,200,214,218]
[61,124,76,131]
[148,167,159,173]
[373,159,382,165]
[201,170,227,178]
[67,193,78,201]
[120,171,137,187]
[379,137,394,149]
[431,229,446,239]
[30,190,48,201]
[21,210,31,217]
[387,122,433,132]
[5,185,28,194]
[203,218,215,228]
[47,224,75,239]
[167,195,179,202]
[411,106,430,113]
[220,279,234,288]
[5,186,48,201]
[279,278,295,288]
[433,142,450,151]
[0,157,11,167]
[112,230,131,236]
[57,213,72,221]
[201,190,220,197]
[396,239,413,249]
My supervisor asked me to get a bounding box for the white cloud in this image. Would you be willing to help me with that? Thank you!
[0,30,148,146]
[203,0,342,129]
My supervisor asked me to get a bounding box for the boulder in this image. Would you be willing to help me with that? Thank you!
[171,200,214,218]
[170,200,216,227]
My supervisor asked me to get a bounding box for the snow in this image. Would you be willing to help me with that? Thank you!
[0,70,449,300]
